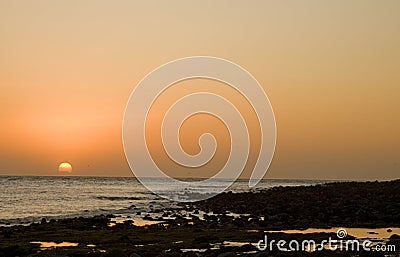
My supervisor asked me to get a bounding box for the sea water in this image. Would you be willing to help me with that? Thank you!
[0,176,326,225]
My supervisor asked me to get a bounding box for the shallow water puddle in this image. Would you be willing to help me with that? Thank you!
[134,219,162,226]
[181,248,207,253]
[265,227,400,239]
[109,216,162,226]
[208,241,258,251]
[31,241,78,248]
[221,241,257,247]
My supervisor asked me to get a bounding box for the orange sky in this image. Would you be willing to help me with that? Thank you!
[0,1,399,180]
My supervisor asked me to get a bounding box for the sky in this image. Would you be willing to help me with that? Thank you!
[0,0,399,180]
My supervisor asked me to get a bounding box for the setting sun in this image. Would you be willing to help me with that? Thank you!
[58,162,72,173]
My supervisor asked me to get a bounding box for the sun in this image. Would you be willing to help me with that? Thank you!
[58,162,72,173]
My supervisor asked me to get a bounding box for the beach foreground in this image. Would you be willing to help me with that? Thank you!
[1,180,399,257]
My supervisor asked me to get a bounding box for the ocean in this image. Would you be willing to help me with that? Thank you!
[0,176,327,226]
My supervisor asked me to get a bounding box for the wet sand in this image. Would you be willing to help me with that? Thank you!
[0,179,399,257]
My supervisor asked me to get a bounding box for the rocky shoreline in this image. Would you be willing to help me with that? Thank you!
[0,180,399,257]
[192,179,400,229]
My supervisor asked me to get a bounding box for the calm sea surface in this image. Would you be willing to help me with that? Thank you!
[0,176,327,225]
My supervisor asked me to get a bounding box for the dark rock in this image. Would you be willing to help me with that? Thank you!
[119,235,131,242]
[101,249,128,257]
[253,253,269,257]
[390,234,400,239]
[217,252,236,257]
[163,252,181,257]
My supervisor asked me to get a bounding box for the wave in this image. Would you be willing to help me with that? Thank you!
[95,196,143,201]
